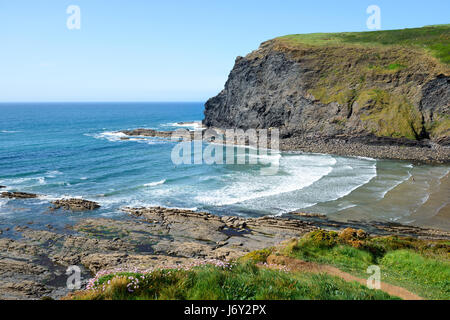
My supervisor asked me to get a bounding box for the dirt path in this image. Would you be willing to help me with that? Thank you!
[266,255,423,300]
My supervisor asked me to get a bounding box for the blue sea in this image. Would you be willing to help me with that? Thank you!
[0,103,449,232]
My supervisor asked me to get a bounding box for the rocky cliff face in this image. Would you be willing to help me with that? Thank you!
[204,37,450,146]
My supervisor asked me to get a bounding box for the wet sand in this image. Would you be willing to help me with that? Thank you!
[312,163,450,232]
[407,173,450,231]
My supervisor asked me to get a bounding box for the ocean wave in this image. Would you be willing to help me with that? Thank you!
[46,170,63,177]
[329,165,377,202]
[379,171,412,199]
[0,199,8,208]
[4,176,46,185]
[89,131,127,142]
[194,154,336,206]
[166,206,198,211]
[144,179,166,187]
[1,130,21,133]
[355,156,376,162]
[336,203,357,211]
[88,131,168,146]
[161,121,203,131]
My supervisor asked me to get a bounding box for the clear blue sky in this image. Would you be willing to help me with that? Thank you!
[0,0,448,102]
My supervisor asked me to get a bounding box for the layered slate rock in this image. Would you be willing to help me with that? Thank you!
[1,192,38,199]
[50,199,100,212]
[203,30,450,162]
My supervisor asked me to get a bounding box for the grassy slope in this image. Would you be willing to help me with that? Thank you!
[281,230,450,300]
[67,262,394,300]
[273,25,450,141]
[277,24,450,65]
[66,229,449,301]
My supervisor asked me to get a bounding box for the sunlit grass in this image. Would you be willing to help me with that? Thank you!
[284,230,450,299]
[277,25,450,64]
[66,261,394,300]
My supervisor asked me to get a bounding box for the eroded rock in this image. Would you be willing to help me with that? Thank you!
[50,199,100,211]
[2,205,449,300]
[1,192,38,199]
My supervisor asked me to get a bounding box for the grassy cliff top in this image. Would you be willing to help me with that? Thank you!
[277,25,450,65]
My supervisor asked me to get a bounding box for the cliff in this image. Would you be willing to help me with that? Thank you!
[204,25,450,151]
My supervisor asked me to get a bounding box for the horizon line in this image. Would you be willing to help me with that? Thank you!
[0,101,207,104]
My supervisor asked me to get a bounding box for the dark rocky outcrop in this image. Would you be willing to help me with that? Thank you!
[1,192,38,199]
[120,128,174,138]
[50,199,100,212]
[204,37,450,162]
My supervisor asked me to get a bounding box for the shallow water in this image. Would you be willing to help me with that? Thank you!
[0,103,448,231]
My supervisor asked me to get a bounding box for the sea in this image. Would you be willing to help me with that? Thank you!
[0,102,449,232]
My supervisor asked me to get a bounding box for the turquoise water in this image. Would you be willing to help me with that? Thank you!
[0,103,448,232]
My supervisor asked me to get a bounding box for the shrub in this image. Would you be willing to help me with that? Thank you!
[239,248,274,263]
[306,229,339,247]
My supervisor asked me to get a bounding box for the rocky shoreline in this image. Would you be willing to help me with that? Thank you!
[1,196,449,300]
[117,126,450,163]
[279,135,450,163]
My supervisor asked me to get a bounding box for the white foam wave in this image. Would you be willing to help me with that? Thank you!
[46,170,63,177]
[161,121,203,131]
[355,156,376,161]
[144,179,166,187]
[0,199,8,208]
[167,206,198,211]
[38,194,84,201]
[91,131,127,142]
[5,176,45,185]
[380,171,412,199]
[37,194,60,201]
[336,203,357,211]
[195,154,336,206]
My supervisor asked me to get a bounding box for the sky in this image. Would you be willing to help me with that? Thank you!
[0,0,449,102]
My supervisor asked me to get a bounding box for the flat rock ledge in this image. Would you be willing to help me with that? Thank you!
[1,192,38,199]
[120,129,174,139]
[50,199,100,212]
[1,206,449,300]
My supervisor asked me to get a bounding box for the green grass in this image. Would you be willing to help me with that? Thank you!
[380,250,450,299]
[67,262,395,300]
[277,25,450,64]
[284,230,450,299]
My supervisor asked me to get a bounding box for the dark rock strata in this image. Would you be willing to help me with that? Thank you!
[1,192,38,199]
[203,40,450,162]
[1,206,448,300]
[50,199,100,212]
